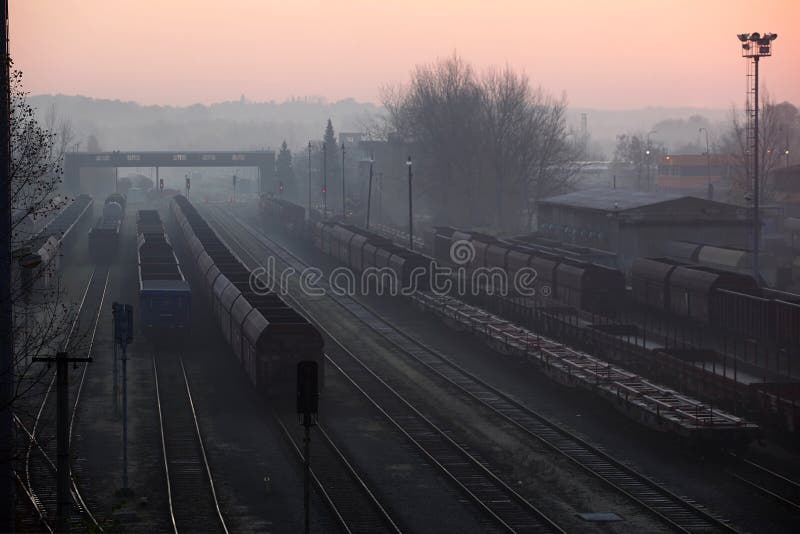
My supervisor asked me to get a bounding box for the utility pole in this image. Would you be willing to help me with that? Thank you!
[406,156,413,250]
[341,143,346,219]
[307,142,312,217]
[0,1,15,529]
[32,353,92,533]
[366,152,374,229]
[699,127,713,200]
[322,143,327,219]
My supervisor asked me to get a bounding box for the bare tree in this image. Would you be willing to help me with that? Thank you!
[722,94,799,203]
[382,54,579,232]
[3,65,82,416]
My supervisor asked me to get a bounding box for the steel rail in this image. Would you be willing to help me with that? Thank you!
[220,207,740,534]
[725,452,800,513]
[274,413,402,534]
[208,207,565,533]
[152,343,229,534]
[18,265,109,532]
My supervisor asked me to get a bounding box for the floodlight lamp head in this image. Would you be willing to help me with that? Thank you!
[737,33,749,42]
[769,33,778,41]
[749,32,761,41]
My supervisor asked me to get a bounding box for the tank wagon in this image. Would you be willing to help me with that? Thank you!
[136,210,190,329]
[171,195,323,394]
[18,194,94,291]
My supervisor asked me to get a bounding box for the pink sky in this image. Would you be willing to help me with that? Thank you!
[9,0,800,109]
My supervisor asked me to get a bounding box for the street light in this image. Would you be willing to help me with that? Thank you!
[406,156,413,250]
[645,130,657,191]
[322,142,327,219]
[738,31,777,283]
[699,127,713,199]
[366,152,374,229]
[341,143,346,218]
[307,142,312,217]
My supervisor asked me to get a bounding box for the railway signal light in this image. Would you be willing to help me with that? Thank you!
[159,178,165,192]
[279,182,285,193]
[185,176,190,191]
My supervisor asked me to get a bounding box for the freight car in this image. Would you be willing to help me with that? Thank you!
[137,209,190,329]
[260,194,306,236]
[19,194,94,291]
[631,257,800,350]
[171,195,323,394]
[430,227,625,314]
[88,194,126,262]
[312,221,434,292]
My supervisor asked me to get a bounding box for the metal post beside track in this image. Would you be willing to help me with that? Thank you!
[32,352,92,533]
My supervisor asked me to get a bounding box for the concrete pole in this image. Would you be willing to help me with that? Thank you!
[0,1,16,529]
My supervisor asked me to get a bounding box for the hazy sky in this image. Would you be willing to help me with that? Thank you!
[10,0,800,109]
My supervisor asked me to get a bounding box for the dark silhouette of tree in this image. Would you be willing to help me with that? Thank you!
[3,65,84,421]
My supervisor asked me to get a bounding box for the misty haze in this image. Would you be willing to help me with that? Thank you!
[1,2,799,533]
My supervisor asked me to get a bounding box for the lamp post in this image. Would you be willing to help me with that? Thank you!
[366,152,374,229]
[645,130,657,191]
[341,143,346,219]
[699,127,713,199]
[738,31,777,283]
[307,142,312,216]
[322,142,327,219]
[406,156,413,250]
[785,130,791,168]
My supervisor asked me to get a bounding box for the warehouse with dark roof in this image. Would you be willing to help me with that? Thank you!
[536,189,753,272]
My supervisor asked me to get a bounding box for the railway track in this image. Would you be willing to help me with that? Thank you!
[152,342,228,533]
[274,412,402,534]
[209,207,564,533]
[15,265,110,532]
[725,452,800,513]
[214,206,741,534]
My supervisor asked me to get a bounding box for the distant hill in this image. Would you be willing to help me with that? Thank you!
[30,93,735,157]
[29,94,383,152]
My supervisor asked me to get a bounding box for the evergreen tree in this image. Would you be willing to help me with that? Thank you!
[275,140,295,197]
[322,118,340,187]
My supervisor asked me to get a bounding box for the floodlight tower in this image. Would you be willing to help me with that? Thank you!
[737,31,777,284]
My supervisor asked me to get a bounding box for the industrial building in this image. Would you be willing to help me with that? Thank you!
[536,188,753,272]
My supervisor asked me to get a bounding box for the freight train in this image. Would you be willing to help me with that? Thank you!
[260,194,800,353]
[89,194,126,262]
[16,194,94,292]
[136,209,191,329]
[631,257,800,350]
[171,195,324,394]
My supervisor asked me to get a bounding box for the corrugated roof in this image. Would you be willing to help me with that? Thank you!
[538,188,683,211]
